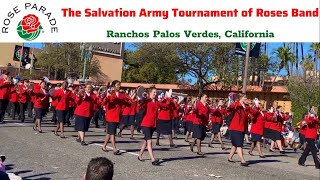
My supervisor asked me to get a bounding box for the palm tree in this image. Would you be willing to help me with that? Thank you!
[271,46,294,86]
[300,53,314,80]
[310,43,320,78]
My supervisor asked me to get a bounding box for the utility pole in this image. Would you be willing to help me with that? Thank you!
[242,42,251,94]
[30,44,34,74]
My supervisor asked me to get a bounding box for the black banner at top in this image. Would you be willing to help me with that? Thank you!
[235,43,261,58]
[13,45,30,67]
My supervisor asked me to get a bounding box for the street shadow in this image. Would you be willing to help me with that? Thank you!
[247,159,281,165]
[23,172,56,180]
[204,151,230,155]
[160,155,206,164]
[264,154,288,158]
[5,164,14,171]
[125,148,180,153]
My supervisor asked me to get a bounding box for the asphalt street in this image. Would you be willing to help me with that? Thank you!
[0,115,319,180]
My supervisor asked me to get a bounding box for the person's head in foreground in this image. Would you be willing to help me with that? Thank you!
[85,157,114,180]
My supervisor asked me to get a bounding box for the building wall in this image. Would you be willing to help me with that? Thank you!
[91,53,123,83]
[0,43,23,68]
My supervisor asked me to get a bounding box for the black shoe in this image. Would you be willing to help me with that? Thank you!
[151,159,160,166]
[228,159,235,163]
[76,138,81,143]
[240,162,249,166]
[138,156,144,162]
[269,149,274,152]
[248,151,254,156]
[259,155,266,158]
[298,162,306,167]
[81,141,88,146]
[170,144,177,148]
[113,150,121,155]
[280,151,285,154]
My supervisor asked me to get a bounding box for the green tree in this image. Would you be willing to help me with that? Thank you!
[310,42,320,78]
[271,45,294,85]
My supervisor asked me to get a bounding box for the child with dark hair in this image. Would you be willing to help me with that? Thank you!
[85,157,114,180]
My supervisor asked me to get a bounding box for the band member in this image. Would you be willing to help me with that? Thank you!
[118,90,132,137]
[227,93,257,166]
[53,81,73,138]
[65,84,76,127]
[190,93,209,155]
[208,100,226,150]
[27,82,35,118]
[172,97,181,139]
[183,98,194,142]
[298,110,320,169]
[0,73,11,123]
[263,107,274,148]
[248,99,267,158]
[33,81,49,133]
[294,118,307,151]
[268,106,287,154]
[138,86,160,165]
[74,84,96,145]
[118,90,138,139]
[9,84,19,120]
[102,80,133,155]
[155,92,177,148]
[18,79,31,122]
[50,83,61,123]
[135,93,147,133]
[91,87,102,128]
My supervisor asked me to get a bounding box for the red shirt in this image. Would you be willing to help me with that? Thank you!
[0,79,11,99]
[18,84,30,103]
[33,88,49,109]
[74,93,95,118]
[304,115,319,139]
[53,89,73,111]
[104,92,130,123]
[269,113,287,132]
[172,101,180,118]
[68,92,76,107]
[250,111,267,135]
[228,102,257,132]
[122,98,131,116]
[141,98,158,128]
[184,105,193,122]
[9,86,18,103]
[299,120,307,135]
[194,101,209,125]
[129,100,137,116]
[210,107,226,125]
[157,98,173,121]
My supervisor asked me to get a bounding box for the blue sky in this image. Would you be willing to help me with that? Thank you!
[24,42,313,82]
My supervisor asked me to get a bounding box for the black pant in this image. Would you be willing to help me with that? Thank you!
[135,109,145,131]
[19,102,28,122]
[0,99,9,122]
[27,102,34,117]
[92,109,100,128]
[299,138,320,168]
[10,102,19,120]
[51,106,57,123]
[65,107,75,125]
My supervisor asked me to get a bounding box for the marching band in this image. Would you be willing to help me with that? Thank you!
[0,71,319,168]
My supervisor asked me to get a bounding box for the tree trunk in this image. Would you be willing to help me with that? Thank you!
[295,43,299,76]
[47,66,51,79]
[290,43,294,76]
[54,68,58,80]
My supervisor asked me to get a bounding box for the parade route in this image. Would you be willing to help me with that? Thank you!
[1,116,319,180]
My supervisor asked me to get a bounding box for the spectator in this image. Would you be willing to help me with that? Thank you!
[85,157,114,180]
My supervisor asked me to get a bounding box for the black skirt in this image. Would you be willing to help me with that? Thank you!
[211,122,221,134]
[120,115,129,126]
[263,128,271,139]
[142,127,156,140]
[192,124,206,141]
[56,110,68,123]
[229,130,244,147]
[156,119,172,135]
[74,115,91,132]
[34,108,44,121]
[270,129,282,141]
[128,115,135,126]
[185,121,193,132]
[251,133,262,142]
[107,122,119,135]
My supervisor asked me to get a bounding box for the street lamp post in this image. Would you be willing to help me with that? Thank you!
[80,43,93,82]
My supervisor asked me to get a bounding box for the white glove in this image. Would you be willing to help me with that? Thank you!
[269,107,274,113]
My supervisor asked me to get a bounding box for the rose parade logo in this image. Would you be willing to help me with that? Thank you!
[1,3,58,41]
[17,14,43,41]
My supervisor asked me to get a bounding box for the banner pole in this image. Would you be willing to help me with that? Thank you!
[242,42,251,94]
